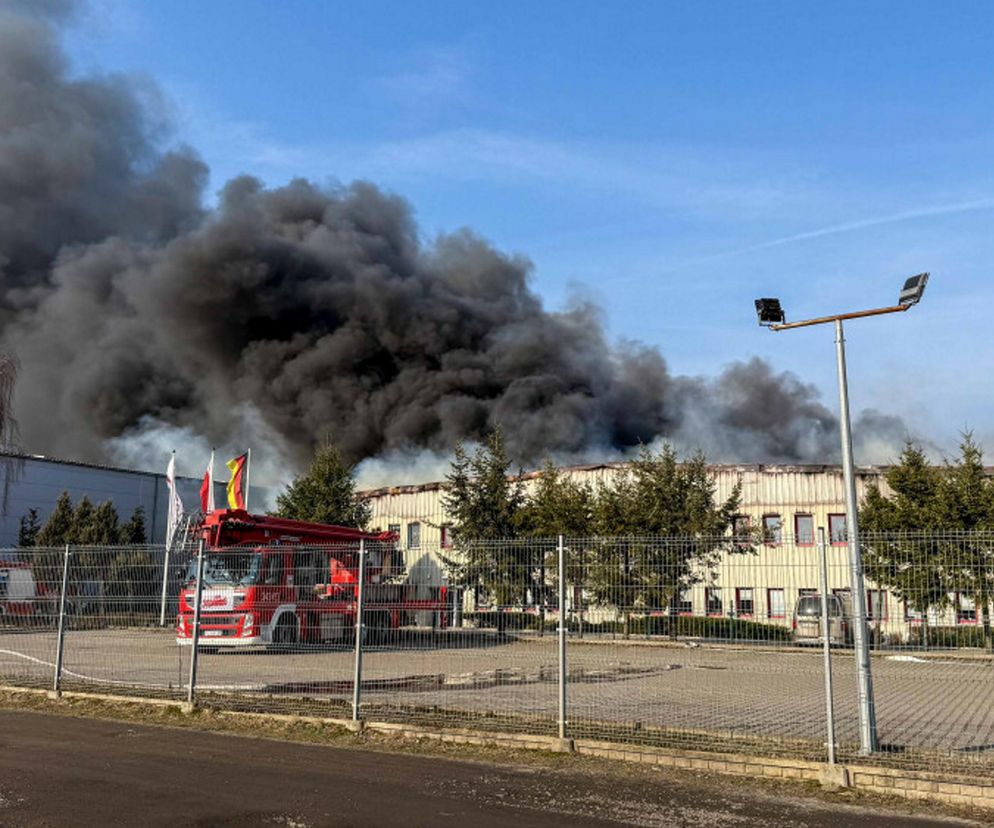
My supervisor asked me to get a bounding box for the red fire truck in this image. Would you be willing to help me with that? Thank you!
[175,510,450,647]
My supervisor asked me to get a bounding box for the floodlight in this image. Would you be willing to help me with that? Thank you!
[898,272,929,306]
[754,298,785,326]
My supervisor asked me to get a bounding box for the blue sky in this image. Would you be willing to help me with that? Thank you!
[63,1,994,461]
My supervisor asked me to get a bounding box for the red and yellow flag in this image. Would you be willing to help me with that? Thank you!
[225,453,248,510]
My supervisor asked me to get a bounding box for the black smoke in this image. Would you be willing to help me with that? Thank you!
[0,2,910,473]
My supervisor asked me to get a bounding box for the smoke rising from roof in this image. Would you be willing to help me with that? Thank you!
[0,3,913,483]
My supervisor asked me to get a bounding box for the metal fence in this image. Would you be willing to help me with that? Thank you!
[2,529,994,777]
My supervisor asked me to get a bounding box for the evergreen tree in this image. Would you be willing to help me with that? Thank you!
[105,548,156,614]
[860,442,942,531]
[860,435,994,648]
[69,497,96,544]
[860,442,947,646]
[35,492,73,547]
[514,461,596,626]
[69,497,114,587]
[32,492,74,588]
[118,507,147,544]
[516,460,594,538]
[441,428,528,611]
[587,445,741,635]
[442,429,524,540]
[18,508,40,548]
[78,500,120,546]
[934,435,994,647]
[273,441,371,528]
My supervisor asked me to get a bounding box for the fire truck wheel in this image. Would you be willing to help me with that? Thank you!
[273,615,298,647]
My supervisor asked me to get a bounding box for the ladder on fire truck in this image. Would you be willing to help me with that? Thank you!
[158,512,199,626]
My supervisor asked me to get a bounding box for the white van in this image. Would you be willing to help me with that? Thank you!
[792,593,850,645]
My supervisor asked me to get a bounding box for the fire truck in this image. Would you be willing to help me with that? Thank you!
[176,510,450,647]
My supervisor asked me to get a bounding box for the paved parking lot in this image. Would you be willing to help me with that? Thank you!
[2,627,993,762]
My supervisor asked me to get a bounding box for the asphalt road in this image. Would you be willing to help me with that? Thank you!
[2,628,994,757]
[0,710,976,827]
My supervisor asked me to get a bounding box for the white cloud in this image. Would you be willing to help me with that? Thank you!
[372,42,475,107]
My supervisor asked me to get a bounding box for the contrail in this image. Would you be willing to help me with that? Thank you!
[668,197,994,272]
[748,198,994,251]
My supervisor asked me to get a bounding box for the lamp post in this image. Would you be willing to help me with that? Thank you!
[755,273,929,755]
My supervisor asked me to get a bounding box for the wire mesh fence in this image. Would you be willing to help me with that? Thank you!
[2,529,994,776]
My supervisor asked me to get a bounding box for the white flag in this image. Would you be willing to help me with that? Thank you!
[200,450,216,513]
[165,453,184,548]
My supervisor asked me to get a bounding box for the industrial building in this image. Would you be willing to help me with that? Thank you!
[0,452,227,547]
[360,463,990,640]
[360,462,887,550]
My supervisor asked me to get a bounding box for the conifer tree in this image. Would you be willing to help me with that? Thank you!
[69,497,96,545]
[587,445,741,636]
[18,508,40,548]
[441,428,528,613]
[860,435,994,648]
[118,507,147,544]
[32,492,74,587]
[274,441,370,528]
[80,500,120,546]
[35,492,73,547]
[516,460,594,538]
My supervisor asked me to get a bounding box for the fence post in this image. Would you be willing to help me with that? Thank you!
[577,545,584,639]
[539,555,546,637]
[159,543,171,627]
[185,539,205,708]
[352,539,367,724]
[818,528,837,765]
[52,543,71,695]
[557,535,568,743]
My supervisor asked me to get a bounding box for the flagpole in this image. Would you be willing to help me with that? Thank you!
[166,450,177,547]
[245,448,252,513]
[161,450,176,627]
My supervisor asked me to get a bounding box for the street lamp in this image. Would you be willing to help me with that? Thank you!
[756,272,930,755]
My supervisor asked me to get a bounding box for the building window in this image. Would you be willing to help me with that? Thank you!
[387,523,401,542]
[407,522,421,549]
[904,602,924,623]
[829,514,848,545]
[767,588,786,619]
[735,588,754,617]
[954,592,978,624]
[705,588,723,616]
[762,514,781,545]
[440,524,453,549]
[732,515,751,550]
[673,589,693,616]
[866,589,887,621]
[794,514,814,546]
[799,588,817,597]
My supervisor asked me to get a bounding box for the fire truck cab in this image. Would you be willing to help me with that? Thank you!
[176,510,449,648]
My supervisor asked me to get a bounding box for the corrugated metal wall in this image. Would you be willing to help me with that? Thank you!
[0,456,230,546]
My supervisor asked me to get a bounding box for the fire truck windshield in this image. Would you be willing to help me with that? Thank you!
[184,551,262,586]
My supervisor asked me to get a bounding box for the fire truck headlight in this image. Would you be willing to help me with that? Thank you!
[242,613,254,632]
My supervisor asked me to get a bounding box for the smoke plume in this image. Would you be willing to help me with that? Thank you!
[0,3,913,482]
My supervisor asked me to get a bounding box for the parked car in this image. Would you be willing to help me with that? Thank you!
[792,593,850,645]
